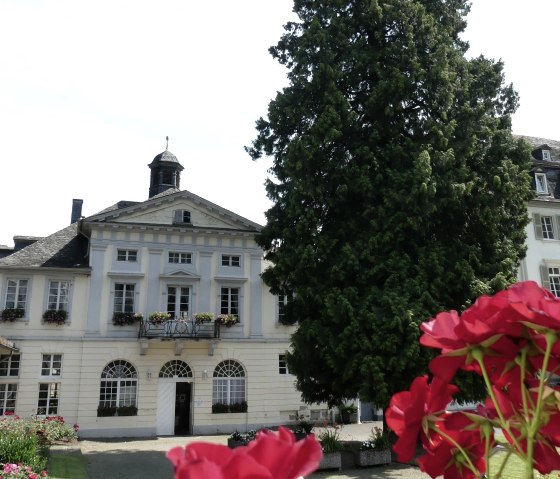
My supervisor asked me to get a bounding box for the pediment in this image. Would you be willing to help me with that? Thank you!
[160,270,201,280]
[86,190,261,232]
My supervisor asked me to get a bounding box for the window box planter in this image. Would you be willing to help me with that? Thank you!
[227,438,246,448]
[317,452,342,471]
[117,405,138,416]
[212,401,248,414]
[112,312,143,326]
[97,405,117,417]
[215,314,238,327]
[42,309,67,324]
[193,312,213,324]
[1,308,25,321]
[97,405,138,417]
[148,312,171,324]
[355,449,391,467]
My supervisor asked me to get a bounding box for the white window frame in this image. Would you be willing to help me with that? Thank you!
[212,360,246,406]
[0,354,20,377]
[279,354,290,375]
[117,249,138,262]
[541,216,555,240]
[166,285,191,319]
[113,283,136,313]
[549,266,560,297]
[37,382,60,416]
[543,150,551,161]
[99,360,138,408]
[0,383,17,415]
[47,280,70,311]
[4,278,29,310]
[536,173,548,194]
[277,294,294,324]
[168,252,192,264]
[173,210,191,224]
[41,354,62,378]
[220,286,239,318]
[221,255,241,267]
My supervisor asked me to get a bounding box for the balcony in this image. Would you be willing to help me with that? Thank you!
[138,317,221,340]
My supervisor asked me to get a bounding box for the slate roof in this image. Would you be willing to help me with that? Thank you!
[0,223,89,269]
[520,136,560,163]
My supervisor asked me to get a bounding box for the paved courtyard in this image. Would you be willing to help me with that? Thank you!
[51,423,431,479]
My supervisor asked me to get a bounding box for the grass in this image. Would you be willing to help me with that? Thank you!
[47,452,89,479]
[489,450,559,479]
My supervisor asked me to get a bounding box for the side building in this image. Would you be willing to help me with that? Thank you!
[0,148,329,437]
[519,136,560,295]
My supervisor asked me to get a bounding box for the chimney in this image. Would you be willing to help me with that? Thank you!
[70,199,83,224]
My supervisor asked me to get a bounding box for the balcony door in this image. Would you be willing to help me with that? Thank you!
[167,286,190,319]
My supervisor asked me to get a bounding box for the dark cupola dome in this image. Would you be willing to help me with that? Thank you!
[148,141,184,198]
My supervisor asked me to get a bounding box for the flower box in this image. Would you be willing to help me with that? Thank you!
[42,309,67,324]
[112,312,143,326]
[227,439,246,449]
[1,308,25,321]
[317,452,342,471]
[216,314,238,327]
[355,449,391,467]
[193,312,213,324]
[148,311,171,324]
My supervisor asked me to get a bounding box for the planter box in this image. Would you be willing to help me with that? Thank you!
[317,452,342,471]
[227,439,246,449]
[355,449,391,467]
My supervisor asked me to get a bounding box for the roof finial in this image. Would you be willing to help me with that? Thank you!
[166,136,169,150]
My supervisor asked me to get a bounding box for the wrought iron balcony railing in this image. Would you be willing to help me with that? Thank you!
[138,318,220,340]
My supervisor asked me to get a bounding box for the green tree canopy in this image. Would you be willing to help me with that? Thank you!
[247,0,532,408]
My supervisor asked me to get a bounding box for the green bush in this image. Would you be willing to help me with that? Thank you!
[0,429,47,472]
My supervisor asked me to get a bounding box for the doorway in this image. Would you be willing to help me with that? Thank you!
[175,382,191,435]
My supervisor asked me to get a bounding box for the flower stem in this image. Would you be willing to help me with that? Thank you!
[432,426,480,477]
[471,348,526,460]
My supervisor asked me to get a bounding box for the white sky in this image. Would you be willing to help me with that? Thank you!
[0,1,558,247]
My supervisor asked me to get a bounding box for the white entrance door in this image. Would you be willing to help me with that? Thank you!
[156,381,175,435]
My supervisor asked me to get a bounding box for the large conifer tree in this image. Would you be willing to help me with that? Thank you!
[247,0,532,407]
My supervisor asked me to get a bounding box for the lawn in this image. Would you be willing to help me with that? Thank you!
[47,452,89,479]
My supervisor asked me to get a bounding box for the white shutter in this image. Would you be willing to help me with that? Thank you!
[173,210,183,224]
[540,264,551,292]
[533,214,543,239]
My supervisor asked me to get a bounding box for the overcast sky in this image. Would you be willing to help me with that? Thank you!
[1,1,557,247]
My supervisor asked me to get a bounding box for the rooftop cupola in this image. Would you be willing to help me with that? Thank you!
[148,136,184,198]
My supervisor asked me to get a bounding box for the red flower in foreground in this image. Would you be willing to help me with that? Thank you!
[166,426,322,479]
[417,426,486,479]
[386,375,458,462]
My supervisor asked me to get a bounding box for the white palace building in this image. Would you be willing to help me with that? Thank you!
[0,147,329,437]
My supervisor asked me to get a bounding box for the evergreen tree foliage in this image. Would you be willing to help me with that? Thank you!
[247,0,533,408]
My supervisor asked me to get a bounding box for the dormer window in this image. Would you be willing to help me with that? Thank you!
[536,173,548,194]
[543,150,551,161]
[173,210,191,224]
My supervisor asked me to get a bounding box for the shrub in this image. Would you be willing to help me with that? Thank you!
[317,426,342,453]
[361,426,391,451]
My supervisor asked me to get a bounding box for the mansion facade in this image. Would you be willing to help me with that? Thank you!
[0,148,328,437]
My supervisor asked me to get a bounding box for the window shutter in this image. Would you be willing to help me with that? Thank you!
[555,216,560,240]
[533,214,543,239]
[540,264,551,291]
[173,210,183,224]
